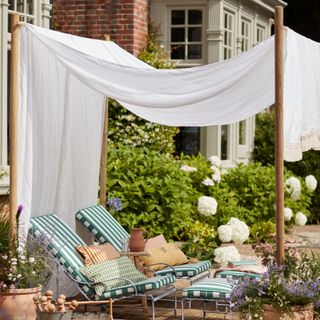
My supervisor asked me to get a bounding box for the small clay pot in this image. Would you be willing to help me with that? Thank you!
[128,228,148,252]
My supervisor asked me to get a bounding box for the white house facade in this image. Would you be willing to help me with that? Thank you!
[150,0,286,165]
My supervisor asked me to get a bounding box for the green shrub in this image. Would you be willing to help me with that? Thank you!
[107,145,195,240]
[181,221,217,261]
[252,110,320,223]
[108,23,178,156]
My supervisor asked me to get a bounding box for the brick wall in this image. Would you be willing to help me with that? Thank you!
[53,0,148,56]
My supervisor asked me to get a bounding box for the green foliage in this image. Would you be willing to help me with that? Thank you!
[251,111,275,165]
[249,221,276,243]
[138,22,174,69]
[108,23,178,156]
[0,215,9,254]
[181,221,217,261]
[107,145,195,240]
[252,110,320,223]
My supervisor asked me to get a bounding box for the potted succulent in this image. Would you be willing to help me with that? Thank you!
[0,205,51,319]
[230,240,320,319]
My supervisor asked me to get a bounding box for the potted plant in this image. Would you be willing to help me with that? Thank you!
[230,240,320,319]
[0,205,51,319]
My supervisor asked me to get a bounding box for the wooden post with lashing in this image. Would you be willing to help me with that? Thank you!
[275,6,285,265]
[9,13,20,250]
[99,34,110,207]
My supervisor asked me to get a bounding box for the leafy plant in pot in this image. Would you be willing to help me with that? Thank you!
[230,239,320,319]
[0,205,51,319]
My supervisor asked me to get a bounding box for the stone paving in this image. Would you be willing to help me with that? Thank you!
[72,224,320,320]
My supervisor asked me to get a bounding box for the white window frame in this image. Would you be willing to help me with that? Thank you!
[168,6,205,66]
[0,0,51,193]
[256,24,266,43]
[222,9,235,60]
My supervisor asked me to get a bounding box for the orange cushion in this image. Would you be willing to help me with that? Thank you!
[144,234,167,250]
[77,244,120,266]
[141,243,188,271]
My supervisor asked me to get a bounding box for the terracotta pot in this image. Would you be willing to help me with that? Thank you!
[0,286,41,320]
[128,228,148,252]
[262,304,313,320]
[37,310,73,320]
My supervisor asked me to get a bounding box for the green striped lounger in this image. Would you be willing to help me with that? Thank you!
[29,213,176,320]
[181,278,233,319]
[76,205,211,281]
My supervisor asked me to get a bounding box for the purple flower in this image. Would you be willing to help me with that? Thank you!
[107,198,122,211]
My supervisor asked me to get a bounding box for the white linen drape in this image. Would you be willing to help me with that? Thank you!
[18,24,320,236]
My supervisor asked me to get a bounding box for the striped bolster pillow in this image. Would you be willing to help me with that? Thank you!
[77,243,120,266]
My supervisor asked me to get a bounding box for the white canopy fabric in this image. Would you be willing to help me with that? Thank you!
[18,24,320,236]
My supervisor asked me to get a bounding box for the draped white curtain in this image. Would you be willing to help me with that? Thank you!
[18,24,320,235]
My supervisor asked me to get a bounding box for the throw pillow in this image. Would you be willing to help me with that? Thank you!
[144,234,167,250]
[77,243,120,266]
[141,243,189,271]
[80,256,147,296]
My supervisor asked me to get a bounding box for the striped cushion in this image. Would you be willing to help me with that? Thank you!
[80,256,147,295]
[155,260,211,278]
[76,205,129,251]
[227,260,257,267]
[215,270,260,280]
[29,214,95,298]
[77,244,120,266]
[183,278,232,299]
[98,275,176,299]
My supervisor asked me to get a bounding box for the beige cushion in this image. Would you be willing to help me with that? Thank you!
[77,243,120,266]
[141,243,188,271]
[144,234,167,250]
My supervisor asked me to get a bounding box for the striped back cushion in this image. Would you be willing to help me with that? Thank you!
[76,205,129,251]
[76,244,120,266]
[29,214,95,297]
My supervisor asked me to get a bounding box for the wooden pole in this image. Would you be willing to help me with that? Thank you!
[275,6,285,265]
[99,34,111,207]
[9,13,20,250]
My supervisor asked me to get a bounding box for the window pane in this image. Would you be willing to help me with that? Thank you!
[172,10,185,25]
[27,0,34,15]
[175,127,200,156]
[188,27,201,42]
[221,125,229,160]
[188,44,201,59]
[239,121,246,145]
[9,0,15,10]
[171,28,185,42]
[171,45,185,59]
[188,10,202,25]
[17,0,24,13]
[224,13,228,28]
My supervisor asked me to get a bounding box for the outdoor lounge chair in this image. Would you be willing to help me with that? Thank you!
[29,214,177,320]
[75,205,211,283]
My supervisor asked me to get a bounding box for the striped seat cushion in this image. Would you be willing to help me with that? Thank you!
[215,270,260,280]
[76,205,129,251]
[183,278,232,299]
[98,275,176,299]
[227,260,257,267]
[155,260,211,278]
[29,214,95,298]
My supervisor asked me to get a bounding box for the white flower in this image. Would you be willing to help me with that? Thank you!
[31,271,36,275]
[180,165,197,173]
[305,175,317,192]
[217,225,233,243]
[227,217,250,244]
[212,167,221,183]
[285,176,301,201]
[29,257,35,263]
[208,155,221,167]
[295,212,307,226]
[16,274,22,279]
[284,208,293,221]
[214,245,241,267]
[197,196,218,216]
[202,177,215,186]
